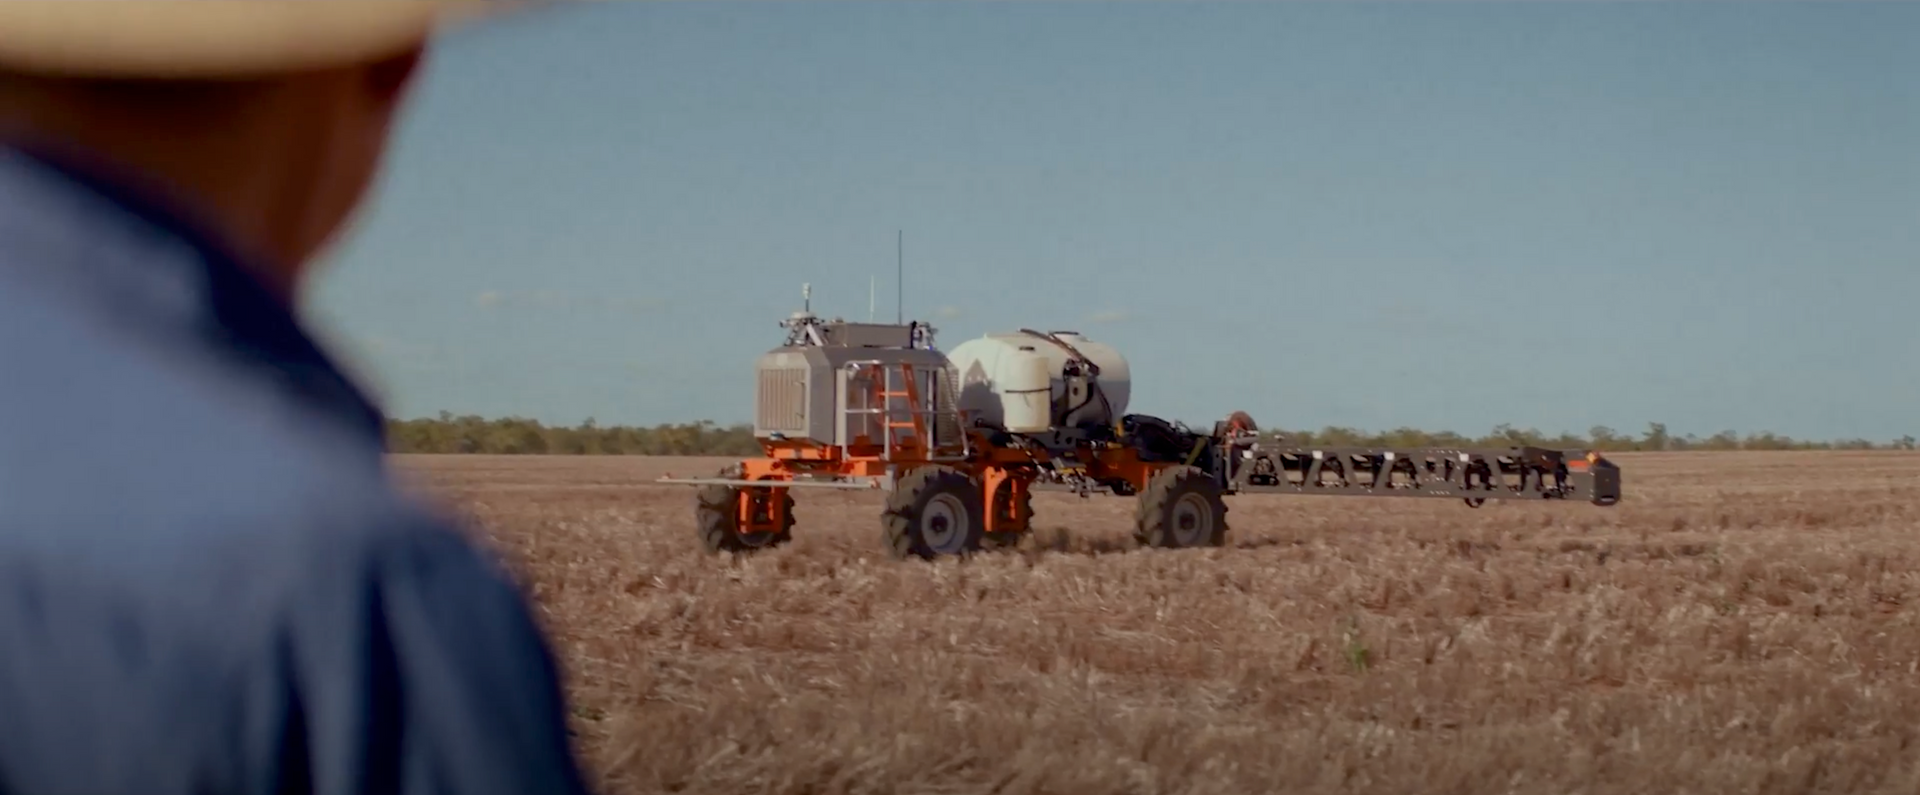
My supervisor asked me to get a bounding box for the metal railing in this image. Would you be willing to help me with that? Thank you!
[840,360,970,462]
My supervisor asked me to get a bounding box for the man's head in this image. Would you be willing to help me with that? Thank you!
[0,1,515,299]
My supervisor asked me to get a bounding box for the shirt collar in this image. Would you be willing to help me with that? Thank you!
[0,143,389,445]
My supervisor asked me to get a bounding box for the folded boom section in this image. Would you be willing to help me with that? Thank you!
[1224,442,1620,506]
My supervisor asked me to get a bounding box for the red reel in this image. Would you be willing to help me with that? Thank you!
[1223,410,1259,437]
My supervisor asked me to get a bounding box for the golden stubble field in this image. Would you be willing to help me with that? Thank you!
[395,451,1920,795]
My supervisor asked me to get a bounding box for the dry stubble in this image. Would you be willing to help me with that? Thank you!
[396,451,1920,795]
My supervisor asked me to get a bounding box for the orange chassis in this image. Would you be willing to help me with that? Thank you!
[674,428,1221,560]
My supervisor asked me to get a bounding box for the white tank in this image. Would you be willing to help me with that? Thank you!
[998,346,1054,432]
[947,330,1132,430]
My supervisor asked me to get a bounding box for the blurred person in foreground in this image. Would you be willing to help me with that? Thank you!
[0,2,594,794]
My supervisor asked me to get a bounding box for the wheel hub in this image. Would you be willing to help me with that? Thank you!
[921,493,969,552]
[1172,493,1212,545]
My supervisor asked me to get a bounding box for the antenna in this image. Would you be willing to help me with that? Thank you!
[896,229,904,325]
[869,274,876,322]
[802,282,811,313]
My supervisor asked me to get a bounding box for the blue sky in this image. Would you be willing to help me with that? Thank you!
[309,1,1918,442]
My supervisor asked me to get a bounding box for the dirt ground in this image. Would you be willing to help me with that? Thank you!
[396,451,1920,795]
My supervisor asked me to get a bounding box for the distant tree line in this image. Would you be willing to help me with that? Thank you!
[385,414,763,456]
[384,413,1917,455]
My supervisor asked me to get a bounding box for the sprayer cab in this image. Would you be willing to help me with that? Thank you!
[754,297,957,450]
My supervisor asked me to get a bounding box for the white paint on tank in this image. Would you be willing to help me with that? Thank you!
[946,330,1132,429]
[998,346,1054,432]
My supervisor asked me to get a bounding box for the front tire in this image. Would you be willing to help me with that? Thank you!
[695,465,794,554]
[883,466,985,560]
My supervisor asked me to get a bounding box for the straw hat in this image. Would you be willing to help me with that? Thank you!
[0,1,542,78]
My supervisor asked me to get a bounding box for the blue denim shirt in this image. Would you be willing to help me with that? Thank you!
[0,147,593,795]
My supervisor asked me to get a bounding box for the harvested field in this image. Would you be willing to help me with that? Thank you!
[397,451,1920,795]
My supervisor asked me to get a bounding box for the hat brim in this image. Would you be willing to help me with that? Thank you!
[0,1,536,79]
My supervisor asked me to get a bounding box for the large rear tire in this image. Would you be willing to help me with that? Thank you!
[1133,465,1228,549]
[695,465,794,554]
[883,465,985,560]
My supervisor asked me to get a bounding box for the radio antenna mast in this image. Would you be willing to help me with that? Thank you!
[896,229,904,325]
[868,274,876,322]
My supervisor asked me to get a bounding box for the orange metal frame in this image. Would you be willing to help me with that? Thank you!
[736,481,789,534]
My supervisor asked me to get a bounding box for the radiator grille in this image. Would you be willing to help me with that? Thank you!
[756,367,808,432]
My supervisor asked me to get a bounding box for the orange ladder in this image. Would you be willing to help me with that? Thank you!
[870,362,927,459]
